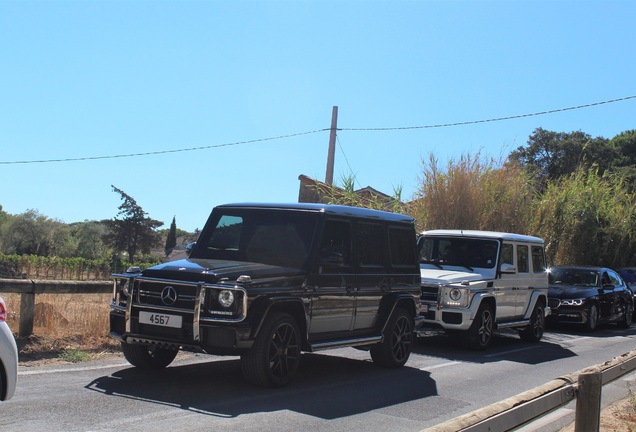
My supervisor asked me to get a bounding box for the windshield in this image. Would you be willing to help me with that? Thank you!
[419,237,499,269]
[549,268,600,287]
[192,209,320,268]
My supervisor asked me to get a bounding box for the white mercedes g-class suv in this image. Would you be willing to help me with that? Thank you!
[416,230,549,350]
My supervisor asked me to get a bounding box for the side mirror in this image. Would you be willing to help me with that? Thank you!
[500,263,517,274]
[186,242,196,257]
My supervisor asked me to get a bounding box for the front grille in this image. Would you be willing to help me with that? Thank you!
[421,285,439,302]
[112,274,248,324]
[138,280,197,310]
[548,299,561,310]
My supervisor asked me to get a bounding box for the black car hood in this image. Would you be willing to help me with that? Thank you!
[140,258,305,284]
[549,284,600,299]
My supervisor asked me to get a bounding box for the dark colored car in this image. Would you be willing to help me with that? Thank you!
[110,203,422,387]
[547,266,633,331]
[617,268,636,319]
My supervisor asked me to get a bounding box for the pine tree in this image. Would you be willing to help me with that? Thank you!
[165,216,177,256]
[102,185,163,262]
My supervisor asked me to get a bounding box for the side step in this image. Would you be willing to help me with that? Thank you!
[496,319,531,330]
[309,335,383,352]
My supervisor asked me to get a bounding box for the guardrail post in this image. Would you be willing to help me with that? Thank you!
[575,370,602,432]
[19,291,35,337]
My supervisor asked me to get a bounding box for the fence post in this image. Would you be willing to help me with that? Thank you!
[19,291,35,337]
[575,370,602,432]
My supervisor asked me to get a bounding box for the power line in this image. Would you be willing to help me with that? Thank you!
[1,95,634,165]
[0,129,329,165]
[340,95,636,131]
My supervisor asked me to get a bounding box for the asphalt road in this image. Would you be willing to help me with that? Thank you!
[3,324,636,432]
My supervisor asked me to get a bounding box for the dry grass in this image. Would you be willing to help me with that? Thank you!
[2,292,119,362]
[560,396,636,431]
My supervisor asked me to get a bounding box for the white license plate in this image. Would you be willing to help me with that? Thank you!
[139,311,182,329]
[420,304,429,313]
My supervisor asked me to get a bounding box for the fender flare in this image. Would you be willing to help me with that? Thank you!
[378,293,418,334]
[522,290,548,320]
[468,291,496,320]
[249,296,309,340]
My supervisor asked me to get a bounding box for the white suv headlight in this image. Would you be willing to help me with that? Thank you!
[440,286,470,308]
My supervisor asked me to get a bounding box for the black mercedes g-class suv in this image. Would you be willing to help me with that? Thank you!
[110,203,422,387]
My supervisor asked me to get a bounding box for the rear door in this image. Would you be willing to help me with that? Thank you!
[352,221,386,331]
[307,219,356,336]
[514,243,534,317]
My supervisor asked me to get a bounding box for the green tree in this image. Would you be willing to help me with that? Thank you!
[164,216,177,256]
[508,128,614,190]
[102,186,163,262]
[531,168,636,267]
[0,209,69,256]
[610,130,636,190]
[71,221,110,260]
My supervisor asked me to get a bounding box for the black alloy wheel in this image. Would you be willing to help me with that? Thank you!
[370,307,414,368]
[241,312,301,387]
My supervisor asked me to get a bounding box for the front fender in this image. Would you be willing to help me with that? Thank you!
[249,296,309,340]
[468,291,495,320]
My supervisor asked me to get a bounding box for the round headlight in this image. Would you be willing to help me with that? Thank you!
[218,290,235,308]
[449,288,462,301]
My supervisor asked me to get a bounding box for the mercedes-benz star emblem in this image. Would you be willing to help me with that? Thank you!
[161,286,178,305]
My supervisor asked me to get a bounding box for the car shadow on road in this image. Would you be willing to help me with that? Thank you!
[85,352,437,419]
[413,328,578,365]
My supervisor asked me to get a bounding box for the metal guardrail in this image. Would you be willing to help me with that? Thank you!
[422,350,636,432]
[0,278,111,337]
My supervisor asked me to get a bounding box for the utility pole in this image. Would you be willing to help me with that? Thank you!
[325,106,338,185]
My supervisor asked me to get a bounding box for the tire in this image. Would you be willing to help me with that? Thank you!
[121,342,178,368]
[519,301,545,342]
[584,303,599,332]
[618,301,633,329]
[241,312,301,387]
[466,302,494,350]
[370,307,414,368]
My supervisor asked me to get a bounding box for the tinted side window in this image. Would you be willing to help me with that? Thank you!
[319,220,352,267]
[501,243,514,266]
[389,227,416,266]
[517,245,529,273]
[608,270,622,286]
[531,246,546,273]
[357,222,384,267]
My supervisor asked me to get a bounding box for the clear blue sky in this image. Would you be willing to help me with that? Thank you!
[1,0,635,233]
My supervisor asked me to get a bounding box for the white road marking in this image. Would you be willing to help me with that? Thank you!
[422,361,461,371]
[19,362,129,376]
